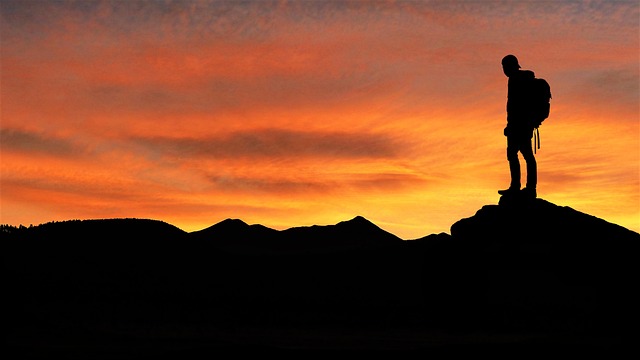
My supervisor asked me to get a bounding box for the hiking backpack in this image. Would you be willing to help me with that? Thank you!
[531,77,551,153]
[531,77,552,127]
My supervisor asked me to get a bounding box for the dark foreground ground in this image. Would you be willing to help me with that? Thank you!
[8,324,634,358]
[4,198,639,358]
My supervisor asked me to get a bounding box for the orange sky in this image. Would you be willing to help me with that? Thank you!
[1,0,638,239]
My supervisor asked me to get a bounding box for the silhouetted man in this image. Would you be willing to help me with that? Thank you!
[498,54,537,199]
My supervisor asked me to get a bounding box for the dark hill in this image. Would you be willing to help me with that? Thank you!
[10,217,187,238]
[189,218,281,254]
[189,216,402,254]
[452,198,638,245]
[442,198,640,335]
[3,198,639,355]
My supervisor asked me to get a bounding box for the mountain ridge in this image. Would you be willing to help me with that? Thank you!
[4,199,637,241]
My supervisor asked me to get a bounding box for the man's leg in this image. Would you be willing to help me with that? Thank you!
[520,136,537,197]
[499,136,521,194]
[507,135,521,189]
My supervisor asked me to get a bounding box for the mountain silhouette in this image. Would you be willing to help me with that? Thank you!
[445,198,639,335]
[3,198,638,355]
[190,215,401,255]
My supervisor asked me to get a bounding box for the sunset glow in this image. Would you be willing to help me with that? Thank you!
[1,0,638,239]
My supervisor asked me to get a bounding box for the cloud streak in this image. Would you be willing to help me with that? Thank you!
[0,129,85,157]
[206,172,427,195]
[132,129,402,160]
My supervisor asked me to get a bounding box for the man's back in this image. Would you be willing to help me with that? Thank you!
[507,69,536,120]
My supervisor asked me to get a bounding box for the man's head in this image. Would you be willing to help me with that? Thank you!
[501,54,520,77]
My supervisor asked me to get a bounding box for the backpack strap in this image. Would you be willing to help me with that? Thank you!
[534,128,541,154]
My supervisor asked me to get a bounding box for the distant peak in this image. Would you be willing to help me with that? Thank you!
[213,218,250,230]
[336,216,395,236]
[192,218,249,235]
[341,216,374,226]
[218,218,248,226]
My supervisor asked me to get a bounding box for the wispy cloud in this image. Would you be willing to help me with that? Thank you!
[206,172,427,195]
[0,129,86,157]
[131,129,402,160]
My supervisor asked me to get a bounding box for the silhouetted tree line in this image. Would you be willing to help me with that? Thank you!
[1,224,28,234]
[0,220,85,235]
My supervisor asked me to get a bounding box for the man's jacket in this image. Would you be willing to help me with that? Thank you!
[505,69,536,137]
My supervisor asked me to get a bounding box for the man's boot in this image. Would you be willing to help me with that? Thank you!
[521,187,537,199]
[498,186,520,195]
